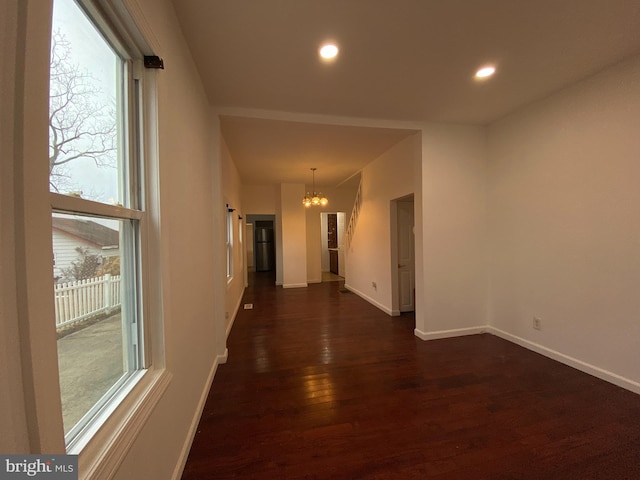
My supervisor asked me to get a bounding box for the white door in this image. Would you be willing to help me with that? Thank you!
[397,200,415,312]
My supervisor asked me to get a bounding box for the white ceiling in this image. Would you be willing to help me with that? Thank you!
[173,0,640,186]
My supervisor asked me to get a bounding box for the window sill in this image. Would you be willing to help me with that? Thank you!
[74,368,172,480]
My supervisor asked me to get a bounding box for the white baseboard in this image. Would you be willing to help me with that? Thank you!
[307,278,322,284]
[487,326,640,395]
[413,324,640,395]
[283,282,308,288]
[217,348,229,365]
[344,284,393,316]
[171,355,223,480]
[226,289,244,339]
[414,326,487,341]
[171,321,640,480]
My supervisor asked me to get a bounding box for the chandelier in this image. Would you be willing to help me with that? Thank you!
[302,168,328,207]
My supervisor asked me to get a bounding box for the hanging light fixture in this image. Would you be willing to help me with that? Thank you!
[302,168,328,207]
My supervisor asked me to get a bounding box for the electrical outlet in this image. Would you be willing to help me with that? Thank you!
[372,281,377,290]
[533,317,542,330]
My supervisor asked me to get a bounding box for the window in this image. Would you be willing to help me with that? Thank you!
[238,216,243,274]
[226,206,234,280]
[49,0,150,449]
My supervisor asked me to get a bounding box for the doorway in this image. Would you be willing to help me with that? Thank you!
[321,212,346,281]
[254,220,275,272]
[391,195,415,313]
[246,214,277,286]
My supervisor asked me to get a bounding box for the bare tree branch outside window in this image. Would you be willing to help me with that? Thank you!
[49,31,117,196]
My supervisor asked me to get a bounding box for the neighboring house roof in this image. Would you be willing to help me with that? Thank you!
[52,217,119,247]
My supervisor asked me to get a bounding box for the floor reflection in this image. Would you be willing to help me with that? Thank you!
[301,366,336,405]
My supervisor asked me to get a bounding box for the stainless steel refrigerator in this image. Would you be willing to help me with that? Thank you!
[255,225,274,272]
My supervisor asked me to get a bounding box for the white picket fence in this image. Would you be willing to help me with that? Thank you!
[54,274,121,330]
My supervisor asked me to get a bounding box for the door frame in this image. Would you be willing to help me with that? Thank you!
[390,194,415,315]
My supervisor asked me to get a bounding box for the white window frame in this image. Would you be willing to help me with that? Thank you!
[60,0,169,468]
[238,215,243,274]
[226,205,234,282]
[12,0,171,479]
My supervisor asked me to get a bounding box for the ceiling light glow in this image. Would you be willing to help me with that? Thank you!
[475,66,496,79]
[319,44,339,60]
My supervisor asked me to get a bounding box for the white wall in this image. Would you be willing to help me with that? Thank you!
[307,208,323,283]
[416,124,488,338]
[280,184,307,288]
[3,0,66,455]
[346,127,486,327]
[5,2,638,477]
[246,223,254,269]
[2,0,232,476]
[242,185,279,214]
[346,134,421,315]
[275,188,284,285]
[487,54,640,389]
[220,135,245,335]
[112,1,227,477]
[0,0,31,454]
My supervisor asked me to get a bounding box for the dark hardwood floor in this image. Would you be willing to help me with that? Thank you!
[182,272,640,479]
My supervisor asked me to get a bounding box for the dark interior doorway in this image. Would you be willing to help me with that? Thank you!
[253,220,275,272]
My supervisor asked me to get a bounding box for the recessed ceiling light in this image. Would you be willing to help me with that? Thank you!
[475,65,496,79]
[319,43,339,60]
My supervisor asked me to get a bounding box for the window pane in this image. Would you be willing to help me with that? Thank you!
[50,0,125,206]
[227,211,233,278]
[53,212,139,436]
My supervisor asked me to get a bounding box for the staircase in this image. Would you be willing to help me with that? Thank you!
[345,176,362,250]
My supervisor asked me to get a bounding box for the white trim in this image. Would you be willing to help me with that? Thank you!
[212,106,424,132]
[414,326,487,341]
[412,324,640,395]
[170,356,222,480]
[225,208,234,280]
[50,192,143,220]
[343,284,394,316]
[307,278,322,284]
[119,0,162,54]
[217,348,229,365]
[282,282,308,288]
[79,369,172,480]
[226,290,244,339]
[487,327,640,396]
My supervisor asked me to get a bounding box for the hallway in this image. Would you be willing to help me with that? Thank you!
[182,274,640,479]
